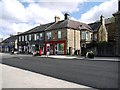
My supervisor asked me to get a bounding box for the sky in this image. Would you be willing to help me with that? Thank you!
[0,0,118,39]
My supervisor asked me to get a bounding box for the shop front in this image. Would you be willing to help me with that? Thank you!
[44,40,66,55]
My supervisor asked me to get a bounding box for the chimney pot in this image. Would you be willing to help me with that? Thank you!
[55,16,60,23]
[100,15,105,25]
[64,13,69,20]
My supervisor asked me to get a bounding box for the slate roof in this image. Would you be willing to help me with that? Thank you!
[19,22,54,35]
[88,21,101,32]
[45,19,92,31]
[1,35,18,43]
[19,19,93,36]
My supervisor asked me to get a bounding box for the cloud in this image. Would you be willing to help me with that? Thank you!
[0,0,81,39]
[79,0,118,23]
[0,0,118,40]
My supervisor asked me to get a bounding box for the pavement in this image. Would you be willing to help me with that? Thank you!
[1,64,90,88]
[40,55,119,61]
[1,52,119,61]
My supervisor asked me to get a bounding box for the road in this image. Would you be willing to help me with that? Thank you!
[1,53,119,89]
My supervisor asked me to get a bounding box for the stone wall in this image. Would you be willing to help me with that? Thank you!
[67,29,80,51]
[45,29,67,42]
[98,25,108,42]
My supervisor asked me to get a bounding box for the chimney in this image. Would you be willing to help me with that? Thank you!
[118,0,120,11]
[10,34,13,37]
[55,16,60,23]
[17,32,22,35]
[100,15,105,25]
[64,13,70,20]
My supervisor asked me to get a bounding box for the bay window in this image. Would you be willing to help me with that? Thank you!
[81,32,86,40]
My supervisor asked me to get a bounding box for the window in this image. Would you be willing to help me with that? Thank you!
[58,43,64,51]
[40,33,43,40]
[25,35,27,41]
[86,32,90,41]
[81,31,90,41]
[34,34,37,41]
[81,32,86,40]
[86,32,88,40]
[37,34,39,40]
[22,36,24,41]
[93,34,97,41]
[19,36,21,42]
[46,32,52,39]
[29,35,31,41]
[58,31,61,39]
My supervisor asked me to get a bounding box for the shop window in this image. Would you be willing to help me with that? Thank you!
[58,43,64,51]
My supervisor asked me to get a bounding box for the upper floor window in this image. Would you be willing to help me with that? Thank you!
[40,33,43,40]
[19,36,21,42]
[37,34,39,40]
[82,31,90,41]
[25,35,27,41]
[58,31,61,39]
[29,34,31,41]
[22,36,24,41]
[46,32,52,39]
[81,32,86,40]
[93,34,97,41]
[34,34,37,41]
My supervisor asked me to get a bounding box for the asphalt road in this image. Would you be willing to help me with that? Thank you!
[1,53,119,89]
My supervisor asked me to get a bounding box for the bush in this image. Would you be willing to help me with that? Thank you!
[86,51,94,58]
[88,52,94,58]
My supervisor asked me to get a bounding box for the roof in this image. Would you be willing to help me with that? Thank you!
[19,22,54,35]
[89,17,115,32]
[19,19,92,36]
[1,35,18,43]
[46,19,92,31]
[89,21,101,32]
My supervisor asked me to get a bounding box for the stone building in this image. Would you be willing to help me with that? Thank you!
[17,22,53,54]
[113,0,120,56]
[0,35,18,52]
[18,13,92,55]
[89,15,108,42]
